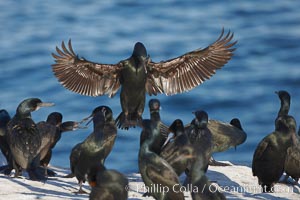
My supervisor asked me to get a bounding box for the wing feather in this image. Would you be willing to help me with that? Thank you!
[147,29,237,95]
[52,40,122,97]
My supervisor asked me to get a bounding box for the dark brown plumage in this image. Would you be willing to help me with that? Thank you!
[69,106,117,193]
[6,98,54,180]
[208,118,247,153]
[139,119,185,200]
[160,119,195,176]
[284,132,300,184]
[88,164,128,200]
[139,99,168,154]
[185,110,213,172]
[252,115,295,192]
[0,109,11,164]
[37,112,82,176]
[52,29,236,129]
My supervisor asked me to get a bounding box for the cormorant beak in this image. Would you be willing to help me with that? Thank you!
[80,107,107,126]
[35,102,55,111]
[161,132,174,149]
[72,121,88,130]
[81,114,94,126]
[275,91,279,95]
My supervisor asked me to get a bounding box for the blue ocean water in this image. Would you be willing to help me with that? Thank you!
[0,0,300,173]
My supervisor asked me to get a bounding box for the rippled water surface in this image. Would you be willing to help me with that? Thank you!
[0,0,300,173]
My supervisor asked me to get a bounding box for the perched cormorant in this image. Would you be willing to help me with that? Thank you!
[6,98,54,180]
[88,164,128,200]
[207,118,247,153]
[186,110,213,172]
[252,115,296,192]
[69,106,117,193]
[0,109,11,163]
[206,117,247,167]
[52,29,236,129]
[37,112,83,176]
[160,119,195,176]
[189,155,226,200]
[139,119,185,200]
[140,99,168,154]
[273,90,300,184]
[284,130,300,184]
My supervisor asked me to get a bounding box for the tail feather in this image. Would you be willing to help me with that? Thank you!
[115,112,142,130]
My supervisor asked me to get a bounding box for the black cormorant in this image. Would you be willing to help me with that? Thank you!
[140,99,168,154]
[37,112,82,176]
[186,110,213,172]
[209,117,246,166]
[88,164,128,200]
[6,98,54,180]
[189,154,226,200]
[0,109,12,174]
[207,118,247,153]
[139,119,185,200]
[69,106,117,193]
[160,119,195,176]
[273,90,300,184]
[284,130,300,184]
[0,109,11,164]
[252,115,296,192]
[52,29,236,129]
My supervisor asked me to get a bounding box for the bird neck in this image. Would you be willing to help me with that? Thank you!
[140,125,160,154]
[93,126,104,141]
[278,100,290,116]
[190,157,206,184]
[150,111,160,121]
[15,110,31,119]
[15,102,34,119]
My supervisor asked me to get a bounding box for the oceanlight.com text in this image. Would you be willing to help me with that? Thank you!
[126,183,295,194]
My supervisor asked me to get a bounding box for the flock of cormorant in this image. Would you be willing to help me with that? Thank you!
[0,29,299,199]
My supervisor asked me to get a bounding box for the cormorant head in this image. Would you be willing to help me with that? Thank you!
[46,112,63,126]
[169,119,184,135]
[149,99,160,112]
[230,118,243,131]
[132,42,149,73]
[0,109,11,127]
[83,105,113,126]
[192,110,208,129]
[162,119,184,147]
[133,42,147,58]
[16,98,54,117]
[275,90,290,104]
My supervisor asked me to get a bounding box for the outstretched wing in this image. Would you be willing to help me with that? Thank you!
[146,29,237,95]
[52,40,122,97]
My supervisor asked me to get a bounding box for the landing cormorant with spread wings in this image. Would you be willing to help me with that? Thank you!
[52,29,236,129]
